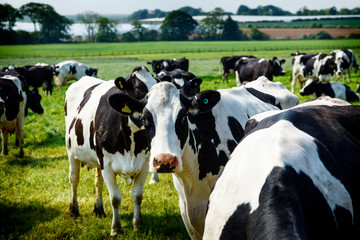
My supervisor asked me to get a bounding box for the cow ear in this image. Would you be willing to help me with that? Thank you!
[114,77,127,91]
[109,92,144,117]
[190,90,221,113]
[189,78,202,89]
[159,75,172,82]
[280,59,286,64]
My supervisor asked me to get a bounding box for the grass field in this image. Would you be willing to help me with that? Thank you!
[0,39,360,239]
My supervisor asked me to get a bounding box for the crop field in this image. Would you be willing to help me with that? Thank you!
[0,39,359,239]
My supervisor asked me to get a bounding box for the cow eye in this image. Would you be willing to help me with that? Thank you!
[135,89,145,98]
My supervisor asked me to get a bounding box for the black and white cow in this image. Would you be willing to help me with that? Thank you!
[300,79,359,102]
[220,55,256,83]
[65,66,157,236]
[291,53,336,93]
[155,70,201,95]
[55,60,98,90]
[147,57,189,74]
[0,75,27,157]
[235,57,286,86]
[331,49,358,82]
[203,103,360,239]
[108,78,298,239]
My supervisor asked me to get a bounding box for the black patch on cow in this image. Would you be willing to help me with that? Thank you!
[69,117,77,133]
[78,83,101,113]
[134,129,149,156]
[69,65,76,75]
[227,140,238,154]
[345,85,360,102]
[75,118,84,146]
[318,53,327,60]
[228,117,244,143]
[188,111,223,180]
[175,108,189,149]
[89,120,95,150]
[246,87,281,109]
[68,137,71,148]
[0,78,22,121]
[220,203,250,240]
[142,108,155,144]
[64,99,67,116]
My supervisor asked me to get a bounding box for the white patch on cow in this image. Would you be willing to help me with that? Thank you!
[204,120,353,239]
[163,61,169,68]
[173,77,185,87]
[133,67,157,91]
[258,58,266,63]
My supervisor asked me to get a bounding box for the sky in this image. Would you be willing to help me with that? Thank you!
[1,0,359,15]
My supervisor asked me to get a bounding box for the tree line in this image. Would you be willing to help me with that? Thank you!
[1,3,359,44]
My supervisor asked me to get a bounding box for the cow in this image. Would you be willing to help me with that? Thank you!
[155,70,201,95]
[0,75,27,157]
[65,66,161,236]
[147,57,189,74]
[108,78,298,239]
[5,65,54,95]
[330,49,358,82]
[55,60,98,90]
[300,79,359,102]
[290,51,306,56]
[235,57,286,86]
[220,55,256,83]
[291,53,336,93]
[203,103,360,239]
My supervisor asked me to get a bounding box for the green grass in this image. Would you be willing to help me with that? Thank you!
[0,40,359,239]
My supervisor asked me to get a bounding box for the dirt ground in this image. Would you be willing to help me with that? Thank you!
[243,28,360,39]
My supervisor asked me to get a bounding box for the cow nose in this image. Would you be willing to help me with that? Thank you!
[153,153,178,173]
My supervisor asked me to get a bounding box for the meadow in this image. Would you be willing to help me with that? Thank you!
[0,39,359,239]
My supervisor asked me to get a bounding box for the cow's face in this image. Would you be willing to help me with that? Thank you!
[300,79,318,96]
[27,89,44,114]
[319,56,336,81]
[270,57,286,76]
[332,51,350,77]
[85,68,98,77]
[109,82,220,173]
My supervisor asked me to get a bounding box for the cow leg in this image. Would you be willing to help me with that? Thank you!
[102,167,122,236]
[68,156,81,217]
[149,173,159,184]
[1,130,8,155]
[93,167,106,217]
[16,116,25,158]
[132,162,148,230]
[235,71,241,87]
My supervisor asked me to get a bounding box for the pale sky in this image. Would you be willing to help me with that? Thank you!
[1,0,359,15]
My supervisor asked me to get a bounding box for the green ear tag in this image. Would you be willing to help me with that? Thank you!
[203,98,208,104]
[122,104,131,113]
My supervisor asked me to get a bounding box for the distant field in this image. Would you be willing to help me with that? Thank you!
[0,39,359,59]
[0,40,360,239]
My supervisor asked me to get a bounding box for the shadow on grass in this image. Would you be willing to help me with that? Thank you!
[3,155,67,168]
[0,200,60,240]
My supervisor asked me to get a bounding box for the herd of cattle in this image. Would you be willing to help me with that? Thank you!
[1,48,360,239]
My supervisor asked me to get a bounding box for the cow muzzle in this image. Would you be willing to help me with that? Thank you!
[153,153,178,173]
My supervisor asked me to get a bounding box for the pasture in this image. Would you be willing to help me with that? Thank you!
[0,39,359,239]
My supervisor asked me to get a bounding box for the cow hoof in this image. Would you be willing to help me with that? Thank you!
[110,228,122,237]
[132,217,142,231]
[69,205,80,218]
[93,206,106,218]
[17,151,24,158]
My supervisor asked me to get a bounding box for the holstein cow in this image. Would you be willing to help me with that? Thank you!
[300,79,359,102]
[65,66,159,236]
[331,49,358,82]
[108,78,299,239]
[147,57,189,74]
[0,75,27,157]
[55,60,98,90]
[291,53,336,93]
[203,103,360,239]
[220,55,256,83]
[235,57,286,86]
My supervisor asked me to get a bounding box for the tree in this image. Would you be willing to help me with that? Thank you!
[316,31,332,39]
[199,8,224,40]
[131,21,146,41]
[178,6,205,16]
[160,10,197,40]
[19,2,43,32]
[128,9,149,20]
[250,27,270,40]
[0,4,22,31]
[237,5,250,15]
[96,17,118,42]
[221,16,247,40]
[77,11,100,42]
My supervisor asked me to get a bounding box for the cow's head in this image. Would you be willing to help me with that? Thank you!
[318,55,336,82]
[331,50,350,79]
[109,82,220,173]
[270,57,286,76]
[299,79,319,96]
[27,89,44,114]
[147,60,173,74]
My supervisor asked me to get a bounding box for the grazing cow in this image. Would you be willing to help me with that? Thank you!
[65,66,159,236]
[6,66,54,95]
[0,75,27,157]
[108,78,298,239]
[291,53,336,93]
[55,60,98,90]
[155,70,201,95]
[147,57,189,74]
[300,79,359,102]
[203,104,360,239]
[220,55,256,83]
[235,57,286,86]
[331,49,358,82]
[290,51,306,56]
